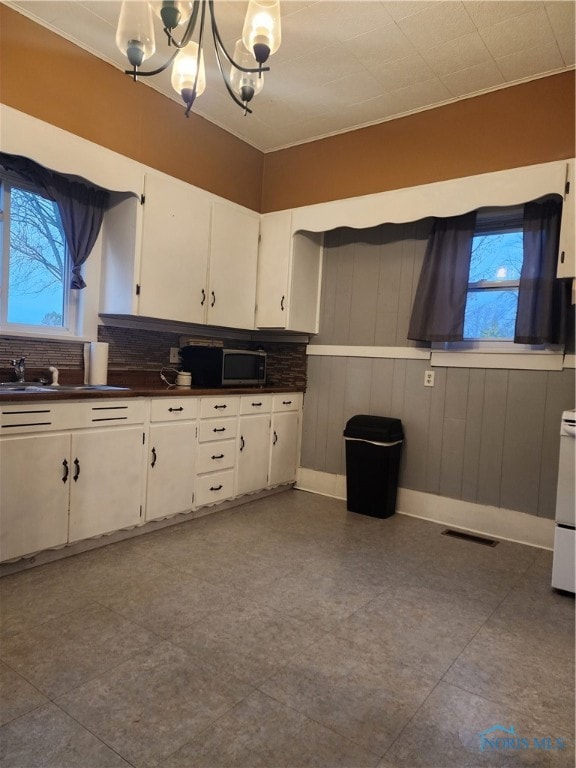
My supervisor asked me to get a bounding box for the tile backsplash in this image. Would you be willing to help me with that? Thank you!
[0,325,308,389]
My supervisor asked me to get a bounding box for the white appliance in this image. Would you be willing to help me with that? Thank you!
[552,409,575,592]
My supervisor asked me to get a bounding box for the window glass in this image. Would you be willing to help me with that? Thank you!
[463,214,523,341]
[1,179,71,331]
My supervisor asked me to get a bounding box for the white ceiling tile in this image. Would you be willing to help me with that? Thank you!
[496,39,566,81]
[384,77,453,114]
[384,1,435,22]
[440,59,505,97]
[367,53,436,91]
[545,1,576,66]
[397,2,477,51]
[463,1,544,29]
[479,8,557,59]
[278,0,394,45]
[320,69,385,104]
[419,31,493,76]
[342,21,417,68]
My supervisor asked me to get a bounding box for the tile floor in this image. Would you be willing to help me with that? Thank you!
[0,489,574,768]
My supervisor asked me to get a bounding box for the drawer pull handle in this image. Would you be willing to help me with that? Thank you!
[169,407,184,413]
[280,295,285,311]
[240,435,245,451]
[214,404,227,410]
[211,291,216,307]
[211,453,224,460]
[151,447,157,467]
[252,402,262,407]
[201,288,206,306]
[73,457,81,482]
[213,427,226,432]
[282,400,292,405]
[272,430,278,445]
[210,484,223,491]
[62,459,69,483]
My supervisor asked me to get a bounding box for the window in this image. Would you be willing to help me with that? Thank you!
[0,173,78,335]
[463,206,524,341]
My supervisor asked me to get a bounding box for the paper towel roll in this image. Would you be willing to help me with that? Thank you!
[84,342,109,385]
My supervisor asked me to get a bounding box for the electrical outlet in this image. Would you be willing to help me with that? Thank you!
[424,370,435,387]
[169,347,181,364]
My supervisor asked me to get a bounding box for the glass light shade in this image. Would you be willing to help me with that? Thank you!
[115,1,155,67]
[171,42,206,99]
[150,1,192,29]
[242,0,281,60]
[230,40,264,102]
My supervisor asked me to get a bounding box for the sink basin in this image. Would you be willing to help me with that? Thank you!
[0,383,130,393]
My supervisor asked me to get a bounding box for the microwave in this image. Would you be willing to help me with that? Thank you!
[180,346,267,387]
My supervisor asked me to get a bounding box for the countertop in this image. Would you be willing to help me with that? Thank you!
[0,385,304,404]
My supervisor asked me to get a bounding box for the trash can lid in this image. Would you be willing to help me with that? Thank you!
[343,414,404,442]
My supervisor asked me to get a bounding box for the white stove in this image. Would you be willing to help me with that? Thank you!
[552,409,575,592]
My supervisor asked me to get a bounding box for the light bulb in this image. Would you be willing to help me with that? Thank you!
[242,0,281,64]
[230,40,264,104]
[171,41,206,105]
[116,1,155,67]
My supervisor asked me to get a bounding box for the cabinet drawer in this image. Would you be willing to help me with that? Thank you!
[196,439,236,474]
[272,393,302,412]
[150,398,198,422]
[0,399,146,433]
[195,470,235,507]
[198,418,238,443]
[200,397,239,418]
[239,394,272,415]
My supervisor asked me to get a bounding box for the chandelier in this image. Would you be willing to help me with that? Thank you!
[115,0,282,116]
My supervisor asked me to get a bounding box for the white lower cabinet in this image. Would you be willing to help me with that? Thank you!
[0,433,71,562]
[235,394,273,496]
[0,399,146,562]
[68,427,145,542]
[0,392,303,562]
[145,398,198,522]
[269,394,302,487]
[195,396,239,508]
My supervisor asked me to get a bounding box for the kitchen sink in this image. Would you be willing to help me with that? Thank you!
[0,383,130,393]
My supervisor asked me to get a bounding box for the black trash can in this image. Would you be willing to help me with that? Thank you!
[343,415,404,518]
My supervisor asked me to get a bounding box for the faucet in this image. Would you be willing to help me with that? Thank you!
[10,357,26,383]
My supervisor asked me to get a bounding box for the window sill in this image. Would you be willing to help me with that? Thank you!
[0,327,95,344]
[431,345,566,371]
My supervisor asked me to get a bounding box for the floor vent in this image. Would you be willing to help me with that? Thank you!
[441,529,499,547]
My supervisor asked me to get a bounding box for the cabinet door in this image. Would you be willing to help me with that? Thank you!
[269,411,300,487]
[139,171,211,323]
[208,201,260,329]
[0,434,71,561]
[146,422,196,522]
[68,427,145,542]
[256,211,291,328]
[236,414,270,496]
[557,160,575,278]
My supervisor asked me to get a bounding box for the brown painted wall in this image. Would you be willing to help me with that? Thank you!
[261,71,576,212]
[0,6,264,211]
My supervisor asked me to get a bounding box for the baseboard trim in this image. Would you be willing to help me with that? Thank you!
[295,467,554,550]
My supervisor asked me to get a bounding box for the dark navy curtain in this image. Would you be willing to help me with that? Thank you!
[407,210,477,342]
[0,152,110,289]
[515,197,568,345]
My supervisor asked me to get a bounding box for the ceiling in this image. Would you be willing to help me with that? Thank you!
[5,0,575,152]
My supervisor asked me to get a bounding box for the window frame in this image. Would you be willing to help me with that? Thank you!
[0,171,91,340]
[432,204,565,368]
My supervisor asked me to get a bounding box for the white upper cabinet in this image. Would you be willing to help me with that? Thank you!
[208,201,260,330]
[256,211,323,333]
[101,170,212,323]
[557,160,575,279]
[138,172,211,323]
